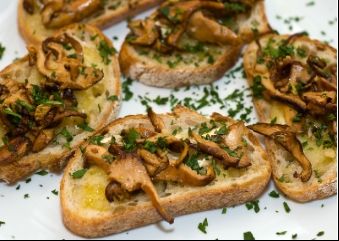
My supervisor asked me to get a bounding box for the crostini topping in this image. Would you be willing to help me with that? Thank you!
[82,107,256,223]
[127,0,255,53]
[0,30,107,164]
[249,123,312,182]
[38,0,102,28]
[251,35,337,182]
[34,34,104,90]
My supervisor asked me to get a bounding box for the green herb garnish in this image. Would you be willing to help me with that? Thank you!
[283,202,291,213]
[244,231,255,240]
[198,218,208,234]
[71,169,88,179]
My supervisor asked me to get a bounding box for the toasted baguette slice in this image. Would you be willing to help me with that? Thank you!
[61,106,271,237]
[119,0,271,88]
[0,24,121,184]
[18,0,163,45]
[243,34,337,202]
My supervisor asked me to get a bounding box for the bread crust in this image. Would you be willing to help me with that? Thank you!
[61,107,272,237]
[18,0,163,45]
[243,34,337,202]
[0,24,121,184]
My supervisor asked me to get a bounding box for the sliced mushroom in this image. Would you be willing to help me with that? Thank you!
[138,149,168,176]
[302,91,337,115]
[109,154,174,224]
[191,132,239,167]
[128,19,159,46]
[147,108,165,133]
[32,129,55,152]
[187,11,240,45]
[23,0,35,14]
[314,76,337,91]
[248,123,312,182]
[223,121,248,150]
[84,144,112,172]
[0,137,32,165]
[41,0,101,28]
[52,110,87,124]
[261,76,307,110]
[35,34,104,90]
[155,163,215,186]
[105,181,131,203]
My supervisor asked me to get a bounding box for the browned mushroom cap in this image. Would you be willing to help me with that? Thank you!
[105,181,131,203]
[247,123,292,135]
[223,121,248,150]
[34,105,56,126]
[109,154,174,224]
[32,129,55,153]
[261,76,307,110]
[138,149,169,176]
[270,58,312,92]
[211,112,236,124]
[302,91,337,115]
[314,76,337,91]
[0,137,32,165]
[248,123,312,182]
[128,19,159,46]
[147,108,165,133]
[35,34,104,90]
[41,0,101,28]
[191,132,239,167]
[52,110,87,124]
[155,163,215,186]
[23,0,35,14]
[187,11,240,45]
[84,144,112,173]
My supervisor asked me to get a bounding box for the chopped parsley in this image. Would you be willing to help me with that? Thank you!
[292,234,298,239]
[154,96,169,105]
[185,153,202,173]
[283,202,291,213]
[143,141,157,153]
[269,190,280,198]
[0,221,5,227]
[276,231,287,236]
[317,231,325,237]
[122,78,134,101]
[243,231,255,240]
[107,95,119,102]
[25,178,31,184]
[77,122,94,132]
[51,189,59,196]
[198,218,208,234]
[97,40,116,65]
[71,169,88,179]
[252,76,264,98]
[59,128,73,142]
[0,43,5,60]
[36,170,49,176]
[89,135,105,146]
[224,2,246,13]
[24,194,30,199]
[222,208,227,214]
[246,200,260,213]
[306,1,315,6]
[123,129,140,152]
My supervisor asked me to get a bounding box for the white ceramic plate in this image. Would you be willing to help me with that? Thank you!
[0,0,337,240]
